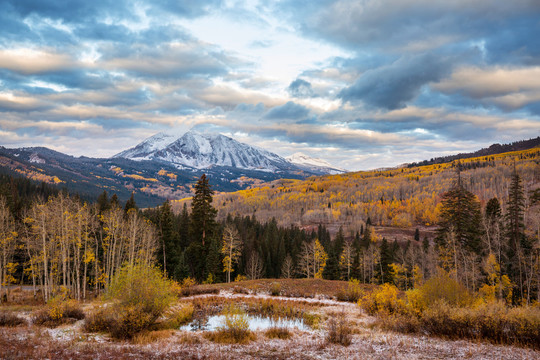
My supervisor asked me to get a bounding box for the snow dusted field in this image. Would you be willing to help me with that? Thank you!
[1,290,539,360]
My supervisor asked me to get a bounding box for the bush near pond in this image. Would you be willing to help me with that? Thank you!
[359,271,540,348]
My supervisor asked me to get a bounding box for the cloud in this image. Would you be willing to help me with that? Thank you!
[288,79,315,98]
[339,54,453,109]
[0,49,75,75]
[265,101,310,120]
[433,66,540,111]
[280,0,540,53]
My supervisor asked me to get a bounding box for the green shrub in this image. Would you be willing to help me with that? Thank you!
[0,311,26,327]
[98,263,176,339]
[107,263,175,318]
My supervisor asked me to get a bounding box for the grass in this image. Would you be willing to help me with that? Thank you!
[326,313,353,346]
[204,304,256,344]
[32,300,85,328]
[264,326,292,339]
[270,282,281,296]
[82,306,117,333]
[132,329,175,344]
[188,278,370,299]
[0,311,27,327]
[336,279,363,302]
[186,295,323,325]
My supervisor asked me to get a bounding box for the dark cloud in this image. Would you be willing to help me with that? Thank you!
[339,54,453,109]
[288,78,314,98]
[264,101,310,120]
[146,0,222,18]
[483,16,540,65]
[7,0,131,24]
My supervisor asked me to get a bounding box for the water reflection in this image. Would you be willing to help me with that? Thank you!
[181,314,309,332]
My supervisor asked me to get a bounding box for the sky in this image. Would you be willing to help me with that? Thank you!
[0,0,539,171]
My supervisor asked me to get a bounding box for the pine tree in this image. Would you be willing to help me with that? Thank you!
[190,174,217,247]
[379,237,393,284]
[206,236,223,282]
[97,190,110,214]
[436,170,483,254]
[505,169,528,300]
[110,194,120,208]
[124,192,138,214]
[179,203,190,248]
[158,201,178,278]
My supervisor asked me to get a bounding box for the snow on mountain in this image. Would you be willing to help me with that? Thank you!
[113,132,178,160]
[286,152,345,174]
[114,130,293,172]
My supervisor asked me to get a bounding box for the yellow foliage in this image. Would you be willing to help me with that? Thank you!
[359,283,406,316]
[234,274,247,282]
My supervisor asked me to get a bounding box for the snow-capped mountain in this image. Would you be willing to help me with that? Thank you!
[113,132,179,160]
[286,152,345,175]
[114,130,294,172]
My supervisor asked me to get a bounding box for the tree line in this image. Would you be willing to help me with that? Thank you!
[1,165,538,306]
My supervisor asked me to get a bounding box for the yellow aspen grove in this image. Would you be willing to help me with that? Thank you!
[0,196,17,301]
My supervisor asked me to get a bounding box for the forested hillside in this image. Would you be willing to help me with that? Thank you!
[203,148,539,238]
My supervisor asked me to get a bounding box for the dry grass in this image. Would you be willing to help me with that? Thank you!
[264,326,292,340]
[177,331,203,344]
[82,306,116,333]
[32,300,85,328]
[204,329,257,344]
[0,311,27,327]
[132,329,175,344]
[270,282,281,296]
[185,295,324,327]
[190,278,371,299]
[326,313,353,346]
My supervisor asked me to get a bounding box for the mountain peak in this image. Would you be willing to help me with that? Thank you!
[286,152,345,174]
[114,129,292,171]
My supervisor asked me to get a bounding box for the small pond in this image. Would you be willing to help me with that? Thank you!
[180,315,310,332]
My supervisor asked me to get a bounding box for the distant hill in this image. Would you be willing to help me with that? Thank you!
[407,137,540,167]
[192,147,540,238]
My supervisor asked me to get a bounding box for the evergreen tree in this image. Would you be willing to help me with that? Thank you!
[174,250,190,280]
[361,225,372,249]
[436,170,483,254]
[206,236,223,282]
[190,174,217,246]
[505,169,528,300]
[179,203,190,248]
[124,192,138,213]
[422,236,430,253]
[158,201,179,278]
[379,238,393,284]
[97,190,110,214]
[110,193,120,208]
